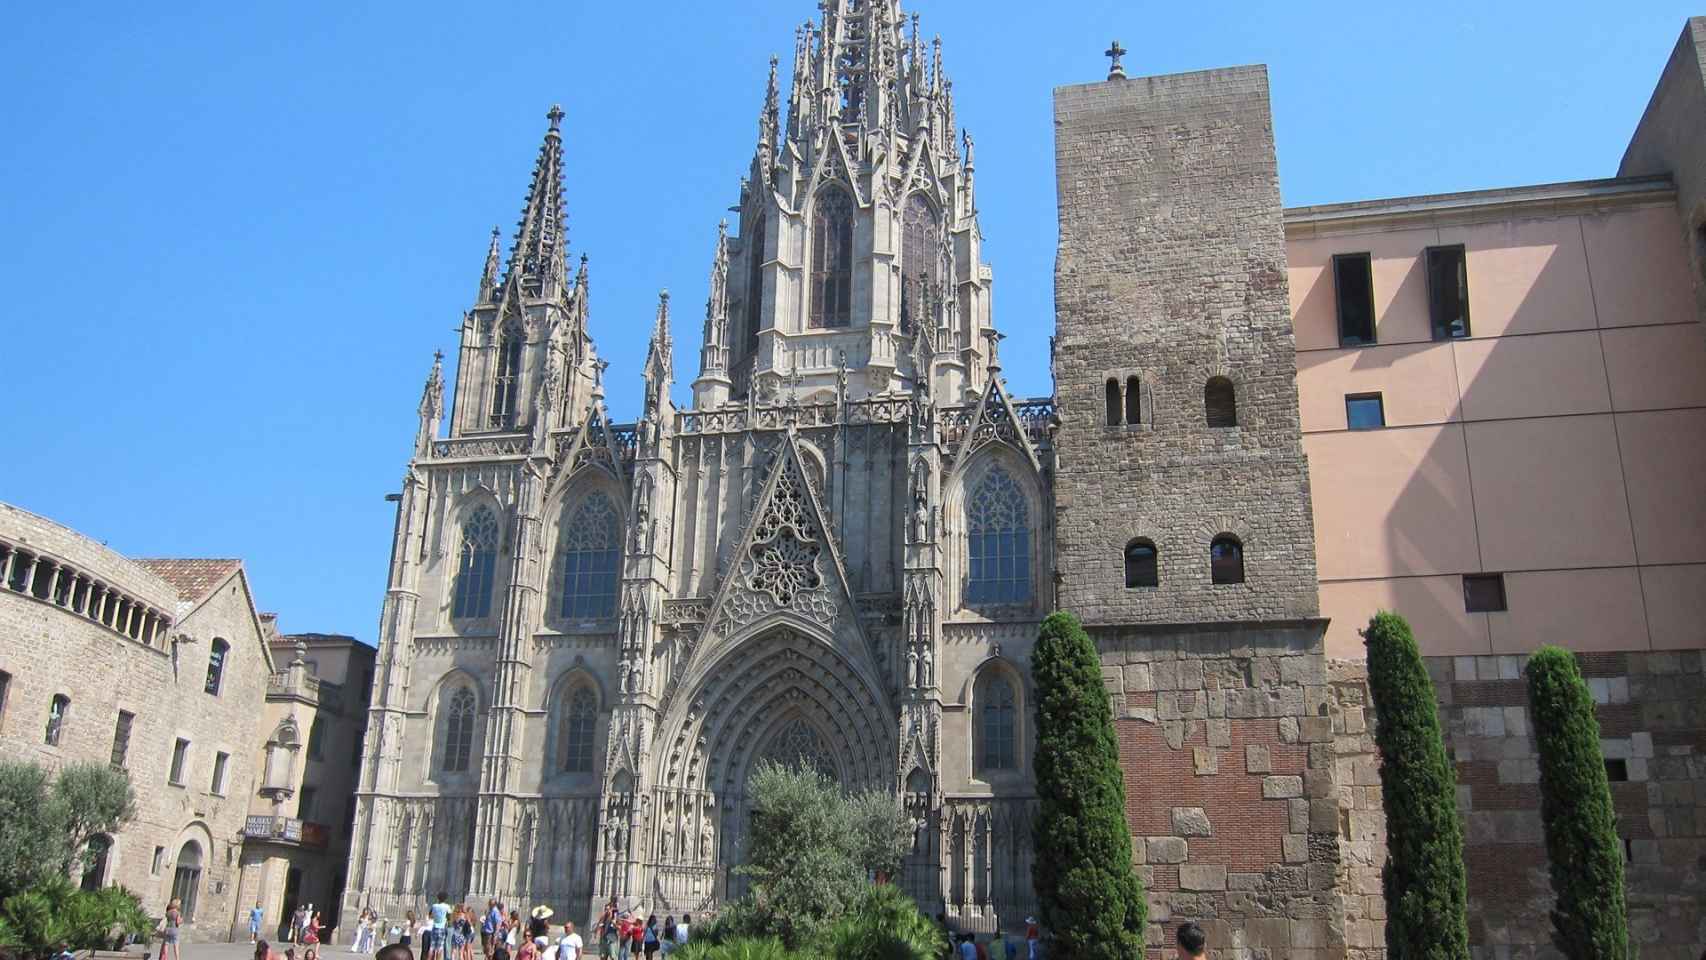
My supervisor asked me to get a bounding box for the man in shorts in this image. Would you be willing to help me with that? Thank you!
[427,892,453,960]
[481,901,501,959]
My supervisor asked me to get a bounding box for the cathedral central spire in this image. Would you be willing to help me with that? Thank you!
[504,105,569,300]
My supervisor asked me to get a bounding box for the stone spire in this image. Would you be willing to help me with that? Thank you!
[415,350,445,455]
[643,290,673,422]
[695,221,732,407]
[476,226,501,303]
[758,56,780,180]
[504,105,569,300]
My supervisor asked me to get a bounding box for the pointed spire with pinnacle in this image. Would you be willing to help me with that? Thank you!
[477,226,501,302]
[760,55,780,160]
[694,222,733,407]
[504,104,569,299]
[643,290,673,422]
[416,350,446,455]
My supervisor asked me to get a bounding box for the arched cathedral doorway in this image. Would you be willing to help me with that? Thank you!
[645,624,893,913]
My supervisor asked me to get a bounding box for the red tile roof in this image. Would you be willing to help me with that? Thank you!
[133,558,243,604]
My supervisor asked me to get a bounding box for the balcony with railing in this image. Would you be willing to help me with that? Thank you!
[243,815,330,849]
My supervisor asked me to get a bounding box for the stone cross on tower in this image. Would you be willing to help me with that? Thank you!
[1105,40,1127,80]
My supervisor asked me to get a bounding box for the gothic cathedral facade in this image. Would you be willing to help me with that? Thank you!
[343,0,1320,934]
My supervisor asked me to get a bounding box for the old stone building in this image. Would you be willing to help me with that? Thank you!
[0,503,274,939]
[342,5,1705,960]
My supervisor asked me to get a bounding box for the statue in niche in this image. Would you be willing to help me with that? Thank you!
[633,499,650,554]
[618,660,631,695]
[700,817,715,864]
[907,648,920,689]
[659,827,672,861]
[920,646,934,687]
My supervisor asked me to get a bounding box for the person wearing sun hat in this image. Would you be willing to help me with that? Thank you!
[526,906,553,943]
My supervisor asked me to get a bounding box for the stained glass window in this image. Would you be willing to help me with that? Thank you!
[443,687,476,773]
[452,507,499,620]
[900,194,940,333]
[556,492,620,619]
[966,466,1030,605]
[809,186,854,328]
[560,687,597,773]
[979,675,1016,771]
[490,334,523,429]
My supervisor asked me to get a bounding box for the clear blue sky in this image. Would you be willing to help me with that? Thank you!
[1,0,1695,643]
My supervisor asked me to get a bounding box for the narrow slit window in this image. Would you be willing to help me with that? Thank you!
[1345,393,1385,430]
[1463,574,1507,613]
[111,710,134,769]
[1124,376,1141,425]
[1334,253,1376,346]
[1104,379,1121,426]
[1426,245,1471,339]
[169,738,190,784]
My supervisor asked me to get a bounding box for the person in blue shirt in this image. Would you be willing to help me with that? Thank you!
[427,892,453,960]
[249,904,265,944]
[481,901,502,960]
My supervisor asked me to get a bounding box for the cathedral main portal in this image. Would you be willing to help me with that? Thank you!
[645,625,893,912]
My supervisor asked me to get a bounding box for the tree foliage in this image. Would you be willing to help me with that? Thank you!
[1030,611,1145,960]
[1363,612,1469,960]
[1525,645,1629,960]
[0,877,152,959]
[0,761,137,900]
[727,762,917,950]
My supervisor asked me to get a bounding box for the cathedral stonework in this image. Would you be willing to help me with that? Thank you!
[342,0,1056,933]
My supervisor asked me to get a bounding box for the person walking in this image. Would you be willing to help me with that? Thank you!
[303,913,322,949]
[526,907,552,944]
[481,901,502,960]
[158,898,185,960]
[673,915,689,951]
[290,905,307,944]
[428,892,453,960]
[658,918,675,957]
[641,916,659,959]
[1175,923,1207,960]
[1024,917,1040,960]
[400,911,417,950]
[593,902,616,959]
[556,923,582,960]
[248,903,265,944]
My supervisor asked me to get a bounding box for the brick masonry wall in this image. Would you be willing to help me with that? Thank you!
[1053,68,1319,627]
[1096,621,1352,960]
[1329,652,1705,960]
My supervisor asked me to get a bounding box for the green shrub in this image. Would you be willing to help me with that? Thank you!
[1363,611,1469,960]
[1525,645,1629,960]
[819,884,944,960]
[0,877,151,959]
[669,935,801,960]
[0,760,137,901]
[1030,611,1145,960]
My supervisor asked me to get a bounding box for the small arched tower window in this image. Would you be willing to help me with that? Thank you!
[1125,376,1142,425]
[559,686,597,773]
[965,465,1031,606]
[490,332,523,430]
[745,211,768,356]
[901,194,941,334]
[1205,377,1237,428]
[45,694,69,746]
[976,672,1018,773]
[452,507,500,620]
[1124,538,1158,588]
[204,638,229,695]
[1104,379,1121,426]
[1211,534,1245,585]
[555,492,621,619]
[809,185,855,328]
[442,686,477,774]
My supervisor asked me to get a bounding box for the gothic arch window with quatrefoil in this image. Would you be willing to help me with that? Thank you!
[452,506,500,620]
[965,465,1032,607]
[809,185,854,329]
[554,492,620,620]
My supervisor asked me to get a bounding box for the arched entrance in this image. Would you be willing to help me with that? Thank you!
[170,841,203,921]
[645,625,895,911]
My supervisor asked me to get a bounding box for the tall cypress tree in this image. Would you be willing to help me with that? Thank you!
[1363,612,1469,960]
[1030,611,1145,960]
[1525,645,1629,960]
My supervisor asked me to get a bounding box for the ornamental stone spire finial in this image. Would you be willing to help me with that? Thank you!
[1105,40,1128,80]
[477,226,502,302]
[504,105,570,299]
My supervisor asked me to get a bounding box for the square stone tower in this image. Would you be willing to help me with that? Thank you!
[1052,65,1319,625]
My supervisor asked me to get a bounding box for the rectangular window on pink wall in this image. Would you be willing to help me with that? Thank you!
[1426,245,1471,340]
[1333,253,1376,346]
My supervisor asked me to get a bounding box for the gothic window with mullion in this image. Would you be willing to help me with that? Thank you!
[554,492,620,620]
[975,670,1018,774]
[451,506,500,620]
[558,686,597,773]
[965,464,1032,607]
[489,330,523,429]
[809,185,854,329]
[441,685,477,774]
[900,194,941,334]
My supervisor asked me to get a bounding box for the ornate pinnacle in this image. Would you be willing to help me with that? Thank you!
[1105,40,1128,80]
[547,103,565,132]
[478,225,502,301]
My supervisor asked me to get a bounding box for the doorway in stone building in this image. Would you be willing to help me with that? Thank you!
[170,841,203,922]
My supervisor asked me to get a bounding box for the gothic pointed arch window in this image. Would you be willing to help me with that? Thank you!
[965,464,1031,606]
[745,211,768,356]
[554,492,620,619]
[558,685,597,773]
[975,670,1018,773]
[900,193,941,334]
[451,506,499,620]
[809,185,854,329]
[441,685,477,774]
[490,331,523,429]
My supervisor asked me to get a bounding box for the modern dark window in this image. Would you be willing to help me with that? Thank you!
[1333,252,1376,346]
[809,185,855,328]
[45,694,69,746]
[1104,379,1121,426]
[111,711,134,769]
[299,786,317,820]
[204,638,229,695]
[211,751,229,795]
[1463,574,1507,613]
[1124,539,1158,588]
[1426,245,1471,339]
[1604,758,1629,782]
[168,738,190,785]
[1210,535,1245,585]
[1124,376,1142,425]
[1205,377,1237,428]
[1346,393,1386,430]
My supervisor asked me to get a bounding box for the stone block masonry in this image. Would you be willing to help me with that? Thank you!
[1053,67,1319,627]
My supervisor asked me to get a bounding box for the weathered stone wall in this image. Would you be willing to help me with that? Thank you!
[1096,622,1355,960]
[1053,67,1319,626]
